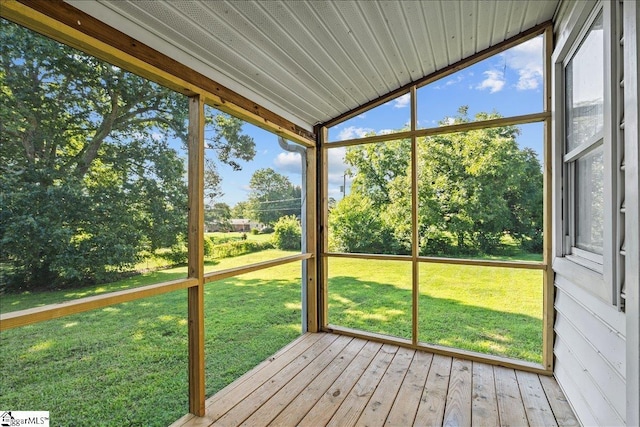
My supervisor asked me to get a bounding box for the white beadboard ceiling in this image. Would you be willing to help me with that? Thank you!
[66,0,559,131]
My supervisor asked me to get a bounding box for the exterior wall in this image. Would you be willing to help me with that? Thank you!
[622,1,640,425]
[554,273,626,425]
[553,1,639,425]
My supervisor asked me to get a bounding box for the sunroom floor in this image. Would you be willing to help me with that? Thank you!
[171,332,578,427]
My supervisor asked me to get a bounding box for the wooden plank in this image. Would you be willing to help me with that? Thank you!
[0,277,197,331]
[414,354,453,426]
[471,363,499,427]
[8,0,316,146]
[172,335,324,427]
[305,146,318,332]
[203,253,311,284]
[494,366,528,427]
[204,333,333,420]
[298,340,383,427]
[330,326,548,375]
[187,94,206,416]
[538,374,579,426]
[238,335,353,426]
[270,337,368,426]
[385,350,433,426]
[329,112,549,149]
[443,358,473,426]
[516,371,557,426]
[211,334,340,426]
[355,347,415,427]
[542,23,555,373]
[319,128,329,328]
[325,344,399,427]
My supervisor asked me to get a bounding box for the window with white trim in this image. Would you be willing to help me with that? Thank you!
[564,11,605,270]
[560,2,626,308]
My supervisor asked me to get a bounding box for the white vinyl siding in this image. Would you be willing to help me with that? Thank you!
[552,1,637,425]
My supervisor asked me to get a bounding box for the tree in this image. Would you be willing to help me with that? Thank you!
[246,168,301,225]
[0,20,254,290]
[331,107,543,256]
[205,202,232,232]
[416,109,543,253]
[329,193,396,254]
[344,138,410,207]
[272,215,301,251]
[230,201,251,219]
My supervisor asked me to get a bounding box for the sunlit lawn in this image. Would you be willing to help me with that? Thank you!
[0,253,302,427]
[328,258,543,363]
[1,249,543,426]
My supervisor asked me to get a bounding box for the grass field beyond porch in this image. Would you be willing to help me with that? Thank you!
[1,254,543,426]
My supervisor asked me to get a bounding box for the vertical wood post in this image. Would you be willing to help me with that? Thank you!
[318,126,329,329]
[187,95,205,416]
[542,25,555,372]
[410,86,419,346]
[306,145,319,332]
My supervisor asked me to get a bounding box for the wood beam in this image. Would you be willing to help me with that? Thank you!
[542,25,555,373]
[323,21,553,129]
[187,95,205,416]
[0,278,198,331]
[2,0,315,146]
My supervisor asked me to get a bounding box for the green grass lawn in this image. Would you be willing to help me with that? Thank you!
[0,253,302,427]
[1,249,294,313]
[1,250,543,426]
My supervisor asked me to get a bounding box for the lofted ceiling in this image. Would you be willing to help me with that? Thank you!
[66,0,560,131]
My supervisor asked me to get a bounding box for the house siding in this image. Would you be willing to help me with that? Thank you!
[552,1,639,425]
[554,274,626,426]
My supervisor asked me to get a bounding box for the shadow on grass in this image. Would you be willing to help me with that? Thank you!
[1,274,302,427]
[329,276,542,363]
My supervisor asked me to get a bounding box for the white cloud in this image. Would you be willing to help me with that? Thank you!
[357,113,367,119]
[274,152,301,174]
[337,126,374,141]
[477,69,506,93]
[393,93,411,108]
[504,36,543,91]
[326,147,354,193]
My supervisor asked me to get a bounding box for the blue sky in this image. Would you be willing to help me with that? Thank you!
[210,36,544,207]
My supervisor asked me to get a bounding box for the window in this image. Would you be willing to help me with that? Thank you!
[563,11,605,270]
[559,2,626,308]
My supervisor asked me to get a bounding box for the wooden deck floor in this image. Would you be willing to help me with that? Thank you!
[172,333,578,427]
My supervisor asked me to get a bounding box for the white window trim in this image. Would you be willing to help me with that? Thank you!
[553,0,620,304]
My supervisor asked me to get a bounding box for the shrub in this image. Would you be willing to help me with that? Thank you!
[272,215,302,251]
[203,236,214,258]
[250,228,259,235]
[163,237,188,265]
[212,240,273,259]
[260,227,274,234]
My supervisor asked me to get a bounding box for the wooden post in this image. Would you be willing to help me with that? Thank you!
[318,126,329,329]
[187,95,205,416]
[410,86,419,346]
[542,24,555,373]
[306,146,318,333]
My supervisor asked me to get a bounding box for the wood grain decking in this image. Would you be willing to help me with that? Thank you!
[172,333,578,427]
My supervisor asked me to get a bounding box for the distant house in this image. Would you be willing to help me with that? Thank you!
[229,219,263,232]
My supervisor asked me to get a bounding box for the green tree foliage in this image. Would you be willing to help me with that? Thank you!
[246,168,301,226]
[344,138,411,207]
[332,108,543,256]
[329,193,397,254]
[230,201,251,219]
[205,202,232,232]
[272,215,301,251]
[0,20,253,290]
